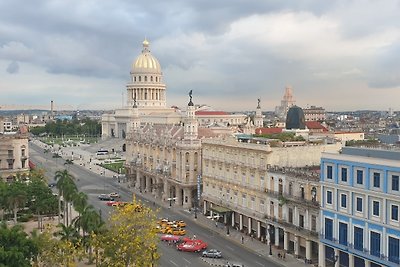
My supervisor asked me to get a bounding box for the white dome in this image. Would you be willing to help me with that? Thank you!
[131,39,161,74]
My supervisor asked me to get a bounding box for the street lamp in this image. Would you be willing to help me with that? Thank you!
[268,225,273,256]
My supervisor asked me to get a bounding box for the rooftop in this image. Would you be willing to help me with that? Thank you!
[341,146,400,160]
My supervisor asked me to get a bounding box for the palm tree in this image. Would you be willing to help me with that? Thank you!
[63,180,77,226]
[54,223,80,244]
[54,169,75,224]
[71,192,87,234]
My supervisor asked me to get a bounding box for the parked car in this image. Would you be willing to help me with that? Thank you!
[175,220,186,227]
[160,234,181,243]
[98,194,114,201]
[167,228,186,236]
[109,192,120,198]
[106,201,116,206]
[202,249,222,258]
[177,239,207,252]
[48,182,57,188]
[112,201,128,207]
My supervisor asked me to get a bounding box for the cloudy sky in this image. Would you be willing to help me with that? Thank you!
[1,0,399,111]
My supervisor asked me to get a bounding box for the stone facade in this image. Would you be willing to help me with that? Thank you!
[0,132,29,181]
[201,136,342,264]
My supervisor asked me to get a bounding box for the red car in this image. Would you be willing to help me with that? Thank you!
[177,239,207,252]
[106,201,116,206]
[160,234,181,243]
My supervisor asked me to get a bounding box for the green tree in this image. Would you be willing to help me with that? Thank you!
[54,170,76,225]
[4,181,28,224]
[0,223,38,267]
[97,199,160,266]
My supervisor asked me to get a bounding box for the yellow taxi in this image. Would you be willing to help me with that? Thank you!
[176,220,186,228]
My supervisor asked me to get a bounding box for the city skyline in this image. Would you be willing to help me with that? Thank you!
[1,0,400,111]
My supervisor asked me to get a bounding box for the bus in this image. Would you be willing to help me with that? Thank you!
[96,149,109,156]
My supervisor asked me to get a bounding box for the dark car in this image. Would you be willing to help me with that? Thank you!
[98,194,114,201]
[48,182,57,188]
[202,249,222,258]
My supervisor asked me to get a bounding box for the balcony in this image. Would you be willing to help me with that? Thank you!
[265,214,318,239]
[264,189,319,209]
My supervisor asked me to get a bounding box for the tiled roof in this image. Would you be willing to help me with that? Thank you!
[195,111,229,116]
[255,127,283,134]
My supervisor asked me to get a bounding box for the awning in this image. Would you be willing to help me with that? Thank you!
[210,205,232,214]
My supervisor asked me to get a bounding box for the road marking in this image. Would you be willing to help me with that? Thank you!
[169,260,179,266]
[255,261,263,266]
[226,245,234,251]
[183,258,190,264]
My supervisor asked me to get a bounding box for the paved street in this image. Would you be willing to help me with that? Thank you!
[29,140,314,267]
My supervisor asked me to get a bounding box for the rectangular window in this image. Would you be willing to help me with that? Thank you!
[392,175,399,191]
[391,205,399,221]
[339,222,348,246]
[327,191,333,205]
[311,215,316,231]
[373,172,380,188]
[341,194,347,208]
[288,208,293,223]
[370,232,381,257]
[356,170,363,185]
[354,227,364,251]
[341,168,348,182]
[325,218,333,241]
[373,201,380,216]
[327,165,333,179]
[356,197,363,212]
[299,215,304,228]
[389,237,400,264]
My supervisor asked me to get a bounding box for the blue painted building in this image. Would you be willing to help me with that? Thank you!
[319,147,400,267]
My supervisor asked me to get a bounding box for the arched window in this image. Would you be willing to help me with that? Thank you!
[134,76,136,82]
[144,76,147,82]
[151,76,153,82]
[289,182,293,195]
[139,76,141,82]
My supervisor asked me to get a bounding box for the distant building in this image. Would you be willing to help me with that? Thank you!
[303,106,326,122]
[319,147,400,267]
[275,86,296,120]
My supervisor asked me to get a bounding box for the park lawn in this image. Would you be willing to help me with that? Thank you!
[100,161,126,174]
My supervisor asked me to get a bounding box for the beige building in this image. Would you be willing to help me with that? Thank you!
[125,94,222,209]
[102,39,247,139]
[201,136,341,264]
[303,106,326,122]
[0,132,30,182]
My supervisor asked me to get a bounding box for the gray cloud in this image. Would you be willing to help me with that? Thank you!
[0,0,399,111]
[6,61,19,74]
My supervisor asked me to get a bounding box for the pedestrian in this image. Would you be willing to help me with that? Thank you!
[241,236,244,244]
[193,235,196,240]
[251,234,253,241]
[215,221,218,228]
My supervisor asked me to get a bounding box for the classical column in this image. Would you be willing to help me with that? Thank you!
[145,176,151,193]
[257,221,261,239]
[231,212,235,227]
[283,231,289,252]
[135,169,140,190]
[248,217,252,235]
[318,242,326,267]
[162,180,169,201]
[334,248,339,267]
[275,227,280,247]
[239,214,243,231]
[364,260,370,267]
[306,240,312,263]
[294,235,300,257]
[348,254,354,267]
[177,187,183,206]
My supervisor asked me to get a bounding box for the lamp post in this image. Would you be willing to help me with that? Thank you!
[268,225,273,256]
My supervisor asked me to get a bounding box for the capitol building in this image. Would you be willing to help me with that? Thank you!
[101,39,247,139]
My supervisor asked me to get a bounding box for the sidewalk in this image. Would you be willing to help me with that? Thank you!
[33,139,314,267]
